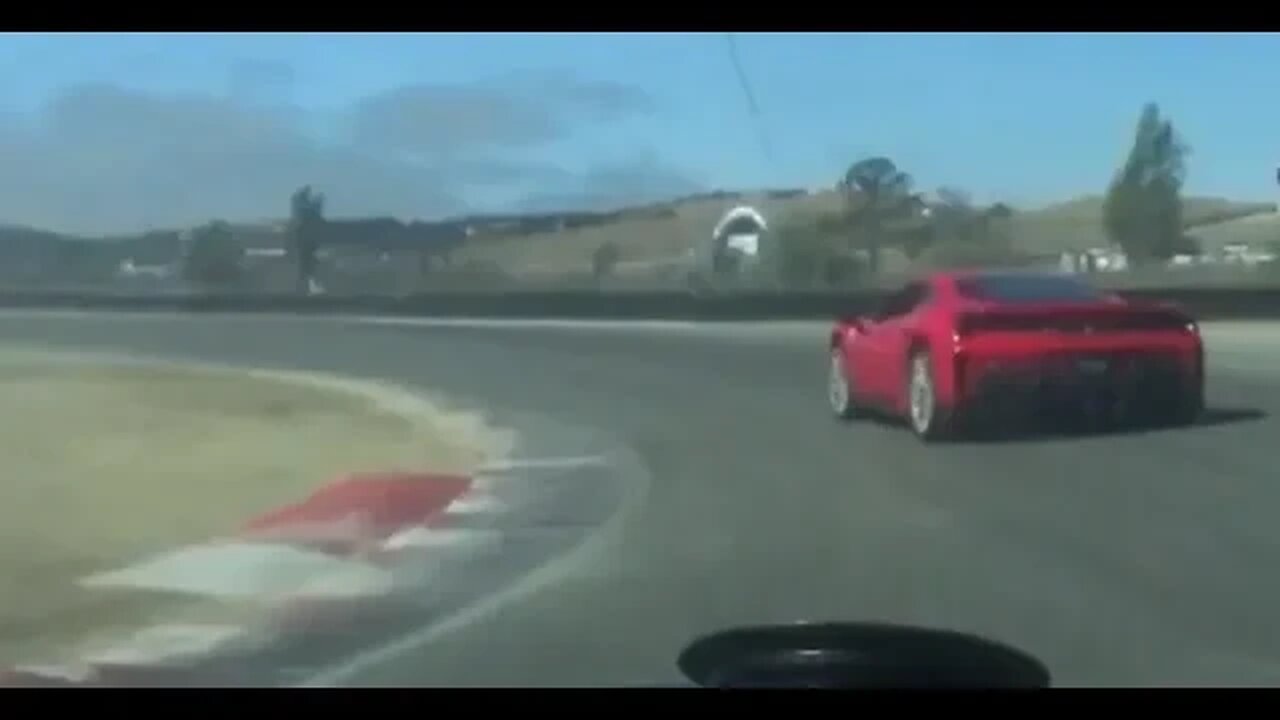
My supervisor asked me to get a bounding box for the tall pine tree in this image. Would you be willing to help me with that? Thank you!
[1103,103,1190,266]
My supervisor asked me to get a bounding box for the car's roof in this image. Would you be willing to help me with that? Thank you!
[936,270,1118,308]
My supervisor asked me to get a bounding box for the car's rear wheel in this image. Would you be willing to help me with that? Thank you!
[906,349,953,442]
[1124,373,1203,430]
[828,349,861,421]
[1164,381,1204,428]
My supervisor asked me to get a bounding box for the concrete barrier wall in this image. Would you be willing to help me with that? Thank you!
[0,287,1278,321]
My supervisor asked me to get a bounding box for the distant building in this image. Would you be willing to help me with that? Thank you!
[1219,242,1276,266]
[116,258,176,279]
[1059,247,1129,274]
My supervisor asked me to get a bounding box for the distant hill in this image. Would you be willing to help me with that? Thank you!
[1007,195,1279,255]
[1,187,1275,288]
[451,189,1280,277]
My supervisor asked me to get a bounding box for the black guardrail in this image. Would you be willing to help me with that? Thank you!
[1,288,1279,322]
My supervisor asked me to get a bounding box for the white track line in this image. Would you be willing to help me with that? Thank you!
[443,493,505,515]
[382,527,503,552]
[478,455,610,473]
[80,624,249,667]
[10,664,96,683]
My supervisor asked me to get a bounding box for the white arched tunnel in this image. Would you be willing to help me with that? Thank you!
[711,205,769,259]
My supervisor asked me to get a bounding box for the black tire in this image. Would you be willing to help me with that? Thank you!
[1165,381,1205,428]
[828,349,862,421]
[1119,376,1202,431]
[905,348,954,442]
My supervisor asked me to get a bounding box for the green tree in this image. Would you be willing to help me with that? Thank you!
[182,220,242,288]
[287,185,326,294]
[839,157,921,273]
[1103,103,1190,266]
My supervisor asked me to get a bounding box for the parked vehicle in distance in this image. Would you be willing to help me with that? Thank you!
[827,271,1205,441]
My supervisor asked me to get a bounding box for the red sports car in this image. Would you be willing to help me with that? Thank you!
[827,271,1204,441]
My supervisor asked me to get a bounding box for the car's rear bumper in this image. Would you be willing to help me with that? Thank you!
[955,350,1200,422]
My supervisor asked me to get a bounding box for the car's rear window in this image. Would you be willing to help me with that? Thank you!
[955,274,1106,304]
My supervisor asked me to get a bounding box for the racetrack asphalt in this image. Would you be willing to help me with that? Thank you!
[3,312,1280,687]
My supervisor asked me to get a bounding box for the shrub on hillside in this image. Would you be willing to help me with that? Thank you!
[918,236,1027,270]
[592,242,621,283]
[763,212,870,290]
[428,259,516,292]
[182,221,243,288]
[916,189,1024,270]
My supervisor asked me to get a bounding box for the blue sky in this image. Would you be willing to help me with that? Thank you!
[1,32,1277,234]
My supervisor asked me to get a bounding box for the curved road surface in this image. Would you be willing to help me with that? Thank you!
[3,313,1280,687]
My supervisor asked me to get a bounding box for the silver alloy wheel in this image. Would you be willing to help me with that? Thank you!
[909,354,935,435]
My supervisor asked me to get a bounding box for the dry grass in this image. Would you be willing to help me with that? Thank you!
[0,349,494,665]
[455,190,841,275]
[1189,211,1280,253]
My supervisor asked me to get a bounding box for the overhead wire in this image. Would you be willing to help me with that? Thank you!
[724,33,779,177]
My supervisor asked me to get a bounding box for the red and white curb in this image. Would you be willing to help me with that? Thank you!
[0,455,606,687]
